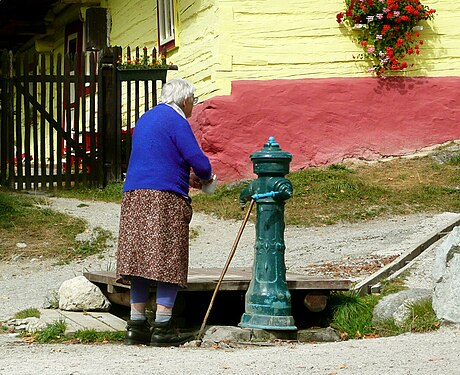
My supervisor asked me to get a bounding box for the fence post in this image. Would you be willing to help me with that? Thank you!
[0,51,14,188]
[98,47,120,186]
[0,50,8,186]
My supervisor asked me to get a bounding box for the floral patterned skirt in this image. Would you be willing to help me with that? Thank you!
[116,189,192,288]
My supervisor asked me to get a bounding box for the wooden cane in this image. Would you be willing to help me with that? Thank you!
[196,199,255,343]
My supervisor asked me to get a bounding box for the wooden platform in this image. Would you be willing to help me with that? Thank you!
[84,267,351,294]
[37,309,126,335]
[84,268,352,328]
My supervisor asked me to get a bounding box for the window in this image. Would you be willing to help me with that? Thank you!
[157,0,175,48]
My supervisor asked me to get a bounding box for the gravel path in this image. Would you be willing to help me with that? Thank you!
[1,197,460,374]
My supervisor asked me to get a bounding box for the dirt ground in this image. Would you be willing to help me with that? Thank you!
[1,198,460,374]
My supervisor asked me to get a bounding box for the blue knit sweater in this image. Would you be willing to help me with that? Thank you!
[123,104,212,196]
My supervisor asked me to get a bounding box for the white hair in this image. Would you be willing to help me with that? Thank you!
[159,78,195,106]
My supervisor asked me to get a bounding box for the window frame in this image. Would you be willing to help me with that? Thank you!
[157,0,176,50]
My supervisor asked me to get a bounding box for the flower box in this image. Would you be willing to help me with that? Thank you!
[116,68,169,82]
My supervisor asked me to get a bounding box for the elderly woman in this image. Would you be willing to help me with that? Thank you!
[116,78,213,346]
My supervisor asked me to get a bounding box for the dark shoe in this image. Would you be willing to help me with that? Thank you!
[150,321,195,347]
[125,319,151,345]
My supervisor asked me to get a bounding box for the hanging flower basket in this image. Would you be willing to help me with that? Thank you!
[336,0,437,76]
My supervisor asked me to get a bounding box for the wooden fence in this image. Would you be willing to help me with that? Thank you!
[0,46,175,190]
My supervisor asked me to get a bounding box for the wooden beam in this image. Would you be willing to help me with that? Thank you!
[353,216,460,295]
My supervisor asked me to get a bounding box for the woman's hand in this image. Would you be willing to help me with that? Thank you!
[189,173,203,189]
[201,175,215,186]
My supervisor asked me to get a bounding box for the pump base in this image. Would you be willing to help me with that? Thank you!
[239,313,297,331]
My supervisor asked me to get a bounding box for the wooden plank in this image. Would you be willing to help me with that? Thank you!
[48,53,55,188]
[38,309,126,335]
[31,54,39,189]
[0,51,8,185]
[38,309,83,335]
[84,268,351,294]
[64,53,72,189]
[14,55,23,189]
[86,311,126,331]
[353,217,460,295]
[56,53,63,188]
[88,54,97,187]
[23,55,32,190]
[59,311,126,333]
[79,54,87,185]
[39,54,47,188]
[73,53,81,187]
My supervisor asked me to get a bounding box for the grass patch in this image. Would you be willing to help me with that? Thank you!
[44,151,460,227]
[14,308,41,319]
[328,277,441,340]
[34,320,67,343]
[70,227,114,260]
[374,298,440,337]
[74,329,125,343]
[22,322,125,344]
[328,291,380,339]
[0,190,113,262]
[49,182,124,203]
[403,298,441,332]
[192,154,460,226]
[0,190,87,261]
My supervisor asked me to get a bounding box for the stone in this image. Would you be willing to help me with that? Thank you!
[432,226,460,323]
[372,288,432,326]
[4,317,48,333]
[201,325,251,344]
[297,327,341,343]
[249,328,297,342]
[58,276,111,311]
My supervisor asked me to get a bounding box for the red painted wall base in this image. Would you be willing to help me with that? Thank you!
[190,77,460,182]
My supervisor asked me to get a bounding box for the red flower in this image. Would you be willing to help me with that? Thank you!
[386,47,394,58]
[405,5,415,13]
[336,12,344,23]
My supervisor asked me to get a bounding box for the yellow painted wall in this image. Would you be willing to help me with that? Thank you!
[165,0,221,99]
[210,0,459,95]
[103,0,459,98]
[103,0,158,49]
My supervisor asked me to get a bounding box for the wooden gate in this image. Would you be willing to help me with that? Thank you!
[0,49,101,189]
[0,46,175,190]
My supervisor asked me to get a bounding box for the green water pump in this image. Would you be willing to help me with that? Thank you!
[239,136,296,330]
